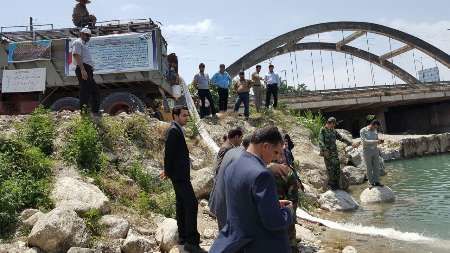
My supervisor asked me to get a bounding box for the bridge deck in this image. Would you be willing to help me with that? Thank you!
[280,82,450,111]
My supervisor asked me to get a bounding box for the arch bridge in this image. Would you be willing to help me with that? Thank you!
[226,22,450,135]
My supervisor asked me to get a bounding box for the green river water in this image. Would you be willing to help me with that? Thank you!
[319,154,450,253]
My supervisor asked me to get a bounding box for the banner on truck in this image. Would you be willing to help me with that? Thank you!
[65,32,157,76]
[1,68,47,93]
[8,40,52,63]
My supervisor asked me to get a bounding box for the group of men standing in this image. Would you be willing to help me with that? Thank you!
[193,63,282,119]
[163,105,304,253]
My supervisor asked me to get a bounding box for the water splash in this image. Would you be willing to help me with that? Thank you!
[296,209,436,242]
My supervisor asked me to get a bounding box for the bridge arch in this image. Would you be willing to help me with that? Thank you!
[226,22,450,84]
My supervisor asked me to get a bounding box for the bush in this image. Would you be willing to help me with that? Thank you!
[128,161,171,194]
[0,138,53,237]
[186,118,199,139]
[81,209,103,236]
[148,190,176,218]
[298,111,325,144]
[18,106,55,155]
[63,116,105,174]
[127,161,176,218]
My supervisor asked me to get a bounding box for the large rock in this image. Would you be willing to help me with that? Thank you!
[99,215,130,239]
[295,224,317,243]
[191,167,214,199]
[301,162,328,191]
[155,218,179,252]
[0,241,41,253]
[342,166,366,185]
[28,208,91,253]
[346,146,362,167]
[23,211,45,228]
[121,229,156,253]
[360,186,395,204]
[66,248,96,253]
[319,190,359,211]
[51,177,110,215]
[20,209,41,221]
[342,246,357,253]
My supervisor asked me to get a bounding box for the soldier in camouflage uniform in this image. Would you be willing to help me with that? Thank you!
[319,117,354,190]
[271,136,304,253]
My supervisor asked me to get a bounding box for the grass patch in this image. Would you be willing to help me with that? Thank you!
[17,106,55,155]
[0,138,53,237]
[297,110,325,144]
[81,209,104,236]
[127,161,176,218]
[62,115,106,174]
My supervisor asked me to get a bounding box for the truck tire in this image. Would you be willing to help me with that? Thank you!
[50,97,80,112]
[101,92,146,115]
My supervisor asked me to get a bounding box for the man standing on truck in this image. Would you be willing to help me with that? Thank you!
[72,28,100,115]
[211,64,232,113]
[193,63,217,118]
[72,0,97,28]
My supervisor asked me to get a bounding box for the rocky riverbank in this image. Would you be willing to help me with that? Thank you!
[1,109,450,253]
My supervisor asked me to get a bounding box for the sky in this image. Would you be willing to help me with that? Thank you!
[1,0,449,90]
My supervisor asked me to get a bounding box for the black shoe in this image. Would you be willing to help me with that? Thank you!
[374,182,384,187]
[184,243,207,253]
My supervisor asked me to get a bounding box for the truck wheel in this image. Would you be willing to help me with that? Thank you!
[50,97,80,112]
[101,92,145,115]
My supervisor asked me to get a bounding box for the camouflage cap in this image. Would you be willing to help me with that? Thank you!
[327,117,337,123]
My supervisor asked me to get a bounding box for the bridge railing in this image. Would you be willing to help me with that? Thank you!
[278,81,450,98]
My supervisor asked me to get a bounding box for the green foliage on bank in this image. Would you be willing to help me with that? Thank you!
[298,111,325,144]
[128,161,176,218]
[17,106,55,156]
[0,138,53,237]
[62,116,106,174]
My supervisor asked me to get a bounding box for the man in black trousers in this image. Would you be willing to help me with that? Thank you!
[72,27,100,115]
[161,105,206,253]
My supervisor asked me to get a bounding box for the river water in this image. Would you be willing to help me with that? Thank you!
[315,154,450,253]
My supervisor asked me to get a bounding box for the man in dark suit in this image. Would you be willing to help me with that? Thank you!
[162,105,206,253]
[210,126,295,253]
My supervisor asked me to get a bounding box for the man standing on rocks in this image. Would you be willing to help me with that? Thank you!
[319,117,355,190]
[264,64,281,109]
[162,105,206,253]
[210,126,294,253]
[251,65,264,112]
[72,28,100,116]
[233,71,253,120]
[193,63,217,118]
[211,64,232,113]
[360,120,384,189]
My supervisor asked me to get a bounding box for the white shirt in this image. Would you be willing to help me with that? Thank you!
[264,72,281,85]
[72,38,94,68]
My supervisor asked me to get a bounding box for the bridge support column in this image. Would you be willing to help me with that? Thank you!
[375,109,387,132]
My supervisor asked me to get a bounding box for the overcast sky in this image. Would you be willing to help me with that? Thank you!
[1,0,449,89]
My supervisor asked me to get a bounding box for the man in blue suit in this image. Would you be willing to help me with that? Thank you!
[210,126,294,253]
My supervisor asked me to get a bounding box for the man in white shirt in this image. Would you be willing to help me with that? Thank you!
[193,63,217,118]
[72,28,99,115]
[264,64,281,109]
